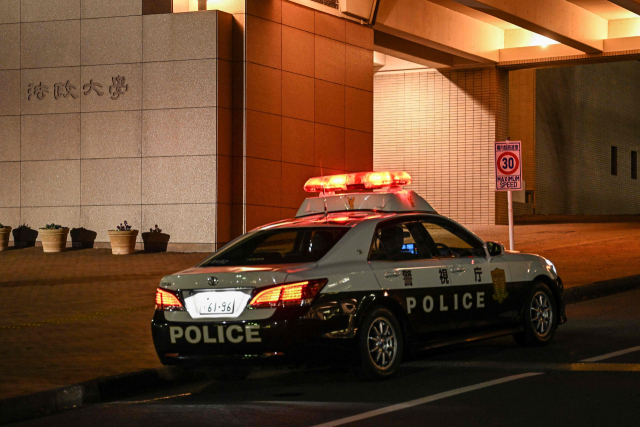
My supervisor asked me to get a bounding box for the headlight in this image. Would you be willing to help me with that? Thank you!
[545,259,557,276]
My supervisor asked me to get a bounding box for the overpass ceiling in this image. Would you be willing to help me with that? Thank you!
[566,0,639,19]
[429,0,639,23]
[374,0,640,69]
[427,0,519,29]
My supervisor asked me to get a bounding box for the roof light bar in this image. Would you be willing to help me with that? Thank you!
[303,171,412,193]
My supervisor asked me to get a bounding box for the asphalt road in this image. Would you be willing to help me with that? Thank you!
[14,290,640,427]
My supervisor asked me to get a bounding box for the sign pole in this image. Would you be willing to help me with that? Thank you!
[507,190,514,251]
[494,139,521,252]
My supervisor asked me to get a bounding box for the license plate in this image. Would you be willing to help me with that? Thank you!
[199,295,236,315]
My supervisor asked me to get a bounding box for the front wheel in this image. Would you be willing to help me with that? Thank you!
[356,308,404,380]
[514,283,557,347]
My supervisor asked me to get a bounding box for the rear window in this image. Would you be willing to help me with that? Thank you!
[200,227,350,266]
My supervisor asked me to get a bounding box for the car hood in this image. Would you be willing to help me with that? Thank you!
[160,263,318,291]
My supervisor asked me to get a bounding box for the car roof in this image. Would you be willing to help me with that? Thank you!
[253,211,444,231]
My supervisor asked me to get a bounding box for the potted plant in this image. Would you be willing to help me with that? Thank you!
[70,227,98,249]
[142,224,170,252]
[13,224,38,247]
[108,221,138,255]
[0,223,11,251]
[39,223,69,253]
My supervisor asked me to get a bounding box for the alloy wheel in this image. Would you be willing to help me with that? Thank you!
[367,317,397,370]
[530,291,553,337]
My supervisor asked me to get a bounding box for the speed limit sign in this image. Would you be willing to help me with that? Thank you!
[495,141,522,191]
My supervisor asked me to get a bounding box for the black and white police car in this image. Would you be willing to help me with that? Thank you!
[152,171,566,379]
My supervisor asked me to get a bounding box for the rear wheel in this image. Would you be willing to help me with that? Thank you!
[514,283,557,347]
[356,308,403,380]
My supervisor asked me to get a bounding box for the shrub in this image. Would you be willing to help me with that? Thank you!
[43,223,64,230]
[116,221,132,231]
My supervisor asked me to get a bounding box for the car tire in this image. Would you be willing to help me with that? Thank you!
[513,283,557,347]
[356,307,403,380]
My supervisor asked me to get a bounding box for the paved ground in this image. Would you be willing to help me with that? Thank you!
[13,288,640,427]
[2,222,640,400]
[0,248,205,399]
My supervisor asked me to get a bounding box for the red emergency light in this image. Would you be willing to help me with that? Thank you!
[303,171,412,193]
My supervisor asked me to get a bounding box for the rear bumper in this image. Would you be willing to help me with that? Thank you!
[151,309,355,366]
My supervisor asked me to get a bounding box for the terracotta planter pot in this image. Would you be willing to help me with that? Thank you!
[0,226,12,251]
[142,232,170,252]
[108,230,138,255]
[39,228,69,253]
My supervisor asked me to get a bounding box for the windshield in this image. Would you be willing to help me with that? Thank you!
[200,227,350,267]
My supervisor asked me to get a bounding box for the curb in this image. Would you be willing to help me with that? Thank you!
[564,274,640,304]
[0,366,199,425]
[3,274,640,425]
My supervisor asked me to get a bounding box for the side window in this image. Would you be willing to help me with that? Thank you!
[369,222,431,261]
[421,220,485,258]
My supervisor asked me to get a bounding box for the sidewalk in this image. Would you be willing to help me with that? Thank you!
[2,222,640,400]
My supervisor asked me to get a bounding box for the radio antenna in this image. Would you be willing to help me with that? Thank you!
[320,160,328,222]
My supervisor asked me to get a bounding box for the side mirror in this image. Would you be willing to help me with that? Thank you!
[484,241,505,258]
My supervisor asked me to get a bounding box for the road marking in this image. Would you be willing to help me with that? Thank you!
[407,360,640,372]
[109,392,193,405]
[581,346,640,362]
[0,305,152,330]
[309,373,541,427]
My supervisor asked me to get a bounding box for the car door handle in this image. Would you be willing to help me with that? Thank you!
[450,267,465,273]
[384,271,400,278]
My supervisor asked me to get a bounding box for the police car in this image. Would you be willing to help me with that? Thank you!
[152,171,566,380]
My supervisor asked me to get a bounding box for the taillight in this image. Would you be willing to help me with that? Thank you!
[155,288,184,311]
[249,279,327,308]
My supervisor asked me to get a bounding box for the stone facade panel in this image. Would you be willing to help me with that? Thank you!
[21,113,81,161]
[81,110,141,159]
[21,20,80,68]
[0,69,20,115]
[81,158,141,206]
[143,11,217,62]
[0,161,20,207]
[0,115,20,161]
[0,23,20,70]
[81,16,142,65]
[0,0,20,24]
[81,0,141,19]
[142,107,216,157]
[142,156,216,204]
[20,0,80,22]
[142,59,216,110]
[21,160,80,207]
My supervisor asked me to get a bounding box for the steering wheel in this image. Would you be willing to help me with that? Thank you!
[436,243,454,257]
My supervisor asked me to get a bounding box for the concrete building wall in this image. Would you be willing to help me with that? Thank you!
[228,0,374,235]
[535,61,640,215]
[373,67,508,225]
[0,2,231,250]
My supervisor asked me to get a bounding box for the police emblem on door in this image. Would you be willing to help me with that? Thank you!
[491,268,508,303]
[402,270,413,286]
